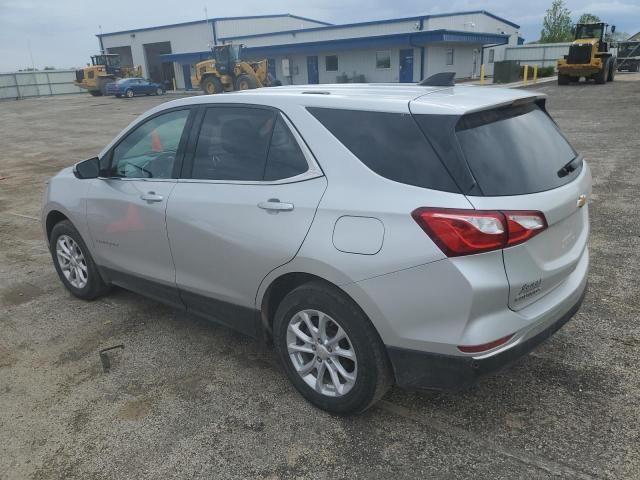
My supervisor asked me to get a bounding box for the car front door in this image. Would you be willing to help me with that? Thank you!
[140,79,153,94]
[165,106,327,335]
[85,107,193,307]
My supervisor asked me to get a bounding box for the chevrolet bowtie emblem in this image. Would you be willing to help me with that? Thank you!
[577,194,587,208]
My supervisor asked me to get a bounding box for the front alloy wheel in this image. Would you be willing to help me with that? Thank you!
[49,220,109,300]
[56,234,88,289]
[287,309,357,397]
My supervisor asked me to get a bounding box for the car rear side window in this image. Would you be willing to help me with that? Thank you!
[453,104,580,196]
[307,107,459,192]
[264,116,309,181]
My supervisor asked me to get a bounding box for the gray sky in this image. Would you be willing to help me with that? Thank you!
[1,0,639,72]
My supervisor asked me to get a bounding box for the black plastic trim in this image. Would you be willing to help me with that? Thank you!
[100,267,185,310]
[99,267,262,338]
[386,285,587,391]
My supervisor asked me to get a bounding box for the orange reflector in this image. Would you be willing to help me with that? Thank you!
[457,334,514,354]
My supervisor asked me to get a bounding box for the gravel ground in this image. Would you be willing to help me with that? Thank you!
[1,75,639,479]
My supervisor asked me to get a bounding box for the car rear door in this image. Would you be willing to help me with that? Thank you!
[165,105,326,334]
[452,104,591,310]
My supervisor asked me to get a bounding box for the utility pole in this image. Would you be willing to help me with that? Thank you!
[27,40,36,70]
[204,7,215,48]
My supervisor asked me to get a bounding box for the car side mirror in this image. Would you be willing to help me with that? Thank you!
[73,156,100,179]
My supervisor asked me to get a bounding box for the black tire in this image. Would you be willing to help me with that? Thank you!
[273,281,393,415]
[594,67,606,84]
[125,88,134,98]
[201,76,223,95]
[89,90,102,96]
[235,74,257,91]
[608,61,616,82]
[49,220,109,300]
[558,74,570,85]
[155,87,164,95]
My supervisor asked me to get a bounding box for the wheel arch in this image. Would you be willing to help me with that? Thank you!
[45,210,70,241]
[257,265,377,344]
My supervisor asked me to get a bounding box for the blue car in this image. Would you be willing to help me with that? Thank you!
[106,78,165,98]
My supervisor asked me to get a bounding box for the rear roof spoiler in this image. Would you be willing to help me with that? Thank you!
[419,72,456,87]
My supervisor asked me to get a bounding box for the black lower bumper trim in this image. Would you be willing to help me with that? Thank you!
[387,285,587,391]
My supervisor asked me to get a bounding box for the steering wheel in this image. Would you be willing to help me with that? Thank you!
[146,152,176,178]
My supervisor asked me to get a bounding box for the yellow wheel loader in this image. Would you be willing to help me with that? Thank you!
[557,22,617,85]
[192,44,279,95]
[74,54,142,96]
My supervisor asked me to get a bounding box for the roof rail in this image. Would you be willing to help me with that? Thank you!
[419,72,456,87]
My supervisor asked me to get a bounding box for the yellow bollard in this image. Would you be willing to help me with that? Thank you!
[172,77,177,91]
[480,64,485,85]
[533,64,538,84]
[523,64,529,85]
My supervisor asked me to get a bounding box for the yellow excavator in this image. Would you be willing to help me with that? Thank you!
[557,22,617,85]
[192,44,279,94]
[75,54,142,96]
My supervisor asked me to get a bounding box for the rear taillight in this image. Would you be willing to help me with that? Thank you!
[412,208,547,257]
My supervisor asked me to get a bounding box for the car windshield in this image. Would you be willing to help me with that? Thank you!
[575,24,603,40]
[116,78,131,84]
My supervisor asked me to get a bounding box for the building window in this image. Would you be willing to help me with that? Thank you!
[376,51,391,69]
[325,55,338,71]
[447,49,455,65]
[488,49,495,63]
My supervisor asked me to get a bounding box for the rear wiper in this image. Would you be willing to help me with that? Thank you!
[557,155,582,178]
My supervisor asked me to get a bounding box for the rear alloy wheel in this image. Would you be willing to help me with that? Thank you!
[125,88,134,98]
[274,281,392,414]
[156,87,164,95]
[286,309,358,397]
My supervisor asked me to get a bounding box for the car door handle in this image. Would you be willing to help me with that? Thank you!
[140,191,164,203]
[258,199,294,212]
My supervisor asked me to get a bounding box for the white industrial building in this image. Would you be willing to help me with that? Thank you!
[98,11,522,89]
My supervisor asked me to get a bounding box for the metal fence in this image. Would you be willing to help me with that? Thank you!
[504,43,572,68]
[0,70,84,100]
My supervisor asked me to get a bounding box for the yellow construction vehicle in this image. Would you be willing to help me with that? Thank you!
[557,22,617,85]
[192,44,278,94]
[74,54,142,96]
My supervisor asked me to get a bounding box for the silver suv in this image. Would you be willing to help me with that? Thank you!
[42,84,590,414]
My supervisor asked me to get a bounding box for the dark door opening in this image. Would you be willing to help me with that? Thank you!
[307,56,319,84]
[268,58,277,82]
[399,49,414,83]
[144,41,174,86]
[182,64,193,89]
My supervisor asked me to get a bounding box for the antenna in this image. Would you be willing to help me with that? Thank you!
[205,7,214,48]
[419,72,456,87]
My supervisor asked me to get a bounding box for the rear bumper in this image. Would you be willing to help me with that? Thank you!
[386,284,587,391]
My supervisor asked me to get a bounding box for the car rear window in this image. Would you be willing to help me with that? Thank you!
[453,103,580,196]
[307,107,459,192]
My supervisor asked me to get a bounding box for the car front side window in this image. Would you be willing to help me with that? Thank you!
[110,109,190,179]
[190,107,276,181]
